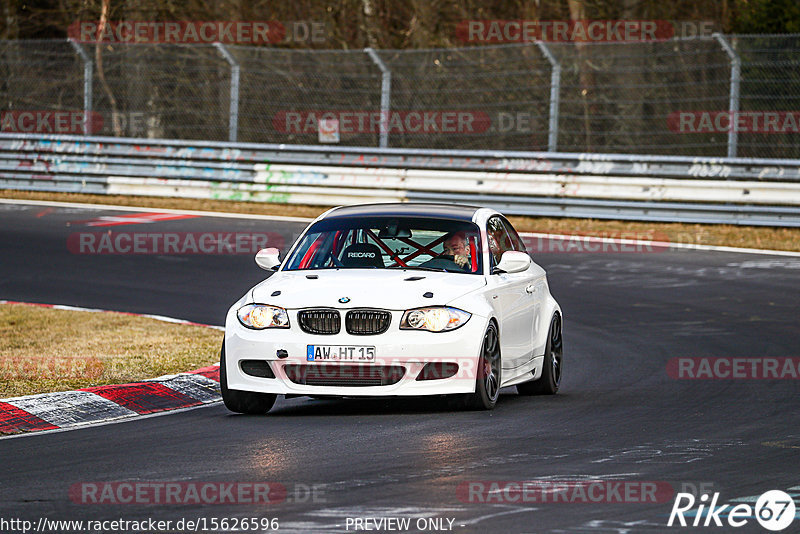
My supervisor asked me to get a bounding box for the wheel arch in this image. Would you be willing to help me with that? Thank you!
[543,294,562,334]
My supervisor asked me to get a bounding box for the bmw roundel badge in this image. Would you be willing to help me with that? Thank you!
[339,297,351,303]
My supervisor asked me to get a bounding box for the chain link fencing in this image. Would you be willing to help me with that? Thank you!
[1,35,799,158]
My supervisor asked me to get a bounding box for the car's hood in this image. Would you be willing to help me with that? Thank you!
[251,269,486,310]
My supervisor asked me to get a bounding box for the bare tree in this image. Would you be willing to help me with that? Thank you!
[567,0,595,150]
[95,0,122,135]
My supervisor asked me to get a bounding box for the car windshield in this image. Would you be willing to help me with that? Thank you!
[283,216,483,274]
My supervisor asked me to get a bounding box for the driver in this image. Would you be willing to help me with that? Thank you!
[441,231,471,270]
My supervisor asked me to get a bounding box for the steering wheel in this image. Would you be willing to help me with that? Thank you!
[418,255,465,272]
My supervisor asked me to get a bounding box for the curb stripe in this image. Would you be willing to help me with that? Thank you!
[186,365,221,382]
[0,401,58,434]
[0,198,314,223]
[4,391,138,428]
[81,212,199,227]
[152,374,221,403]
[81,383,202,415]
[0,370,221,436]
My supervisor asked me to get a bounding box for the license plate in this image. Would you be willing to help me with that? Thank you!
[307,345,376,362]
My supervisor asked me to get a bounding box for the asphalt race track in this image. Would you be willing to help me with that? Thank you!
[1,200,799,533]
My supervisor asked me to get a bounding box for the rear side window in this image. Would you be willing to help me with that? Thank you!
[487,216,514,267]
[500,217,527,253]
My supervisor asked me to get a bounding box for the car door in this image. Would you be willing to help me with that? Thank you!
[502,217,547,358]
[486,216,535,371]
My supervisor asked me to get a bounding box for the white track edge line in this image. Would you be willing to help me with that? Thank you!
[0,400,223,441]
[519,231,800,257]
[3,197,798,257]
[0,300,224,330]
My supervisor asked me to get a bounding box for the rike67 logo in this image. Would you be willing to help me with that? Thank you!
[669,489,796,531]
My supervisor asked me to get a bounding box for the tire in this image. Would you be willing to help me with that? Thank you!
[517,313,562,396]
[457,322,502,410]
[220,342,277,414]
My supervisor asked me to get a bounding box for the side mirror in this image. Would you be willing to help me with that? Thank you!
[493,251,531,274]
[255,247,281,271]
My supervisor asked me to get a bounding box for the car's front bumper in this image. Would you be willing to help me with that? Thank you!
[224,307,487,397]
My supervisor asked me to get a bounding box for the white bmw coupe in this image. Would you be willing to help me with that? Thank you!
[222,203,562,413]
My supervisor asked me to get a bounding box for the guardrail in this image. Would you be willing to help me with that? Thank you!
[1,133,800,226]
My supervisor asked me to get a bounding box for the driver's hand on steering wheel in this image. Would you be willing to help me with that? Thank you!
[443,237,470,269]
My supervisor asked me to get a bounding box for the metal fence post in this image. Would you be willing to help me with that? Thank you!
[713,33,741,158]
[67,39,93,135]
[535,41,561,152]
[213,42,240,143]
[365,47,392,148]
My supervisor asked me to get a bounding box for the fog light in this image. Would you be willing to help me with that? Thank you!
[240,360,275,378]
[416,362,459,381]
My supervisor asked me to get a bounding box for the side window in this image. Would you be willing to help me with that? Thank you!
[487,216,513,267]
[500,217,527,253]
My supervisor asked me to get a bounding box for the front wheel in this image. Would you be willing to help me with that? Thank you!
[517,313,562,396]
[220,342,277,414]
[455,322,501,410]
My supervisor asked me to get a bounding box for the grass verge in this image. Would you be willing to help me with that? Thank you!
[0,303,221,398]
[2,189,799,252]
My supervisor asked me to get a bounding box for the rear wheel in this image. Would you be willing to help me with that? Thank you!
[456,322,501,410]
[220,342,277,414]
[517,314,562,396]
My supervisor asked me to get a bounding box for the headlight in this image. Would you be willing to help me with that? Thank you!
[400,307,471,332]
[237,304,290,329]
